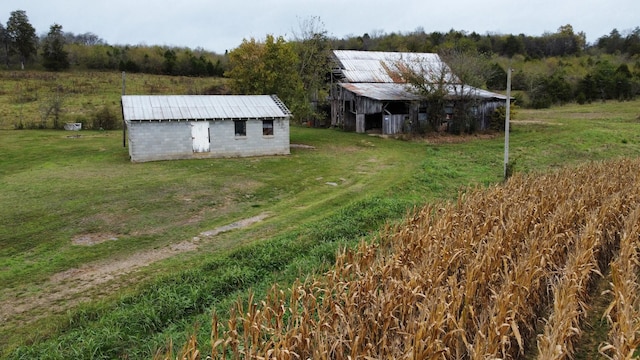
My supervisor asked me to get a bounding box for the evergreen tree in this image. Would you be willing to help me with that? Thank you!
[6,10,37,69]
[0,23,9,67]
[577,74,597,103]
[614,64,634,100]
[42,24,69,71]
[486,63,507,90]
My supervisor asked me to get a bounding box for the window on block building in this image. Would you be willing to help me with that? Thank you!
[262,120,274,136]
[234,120,246,137]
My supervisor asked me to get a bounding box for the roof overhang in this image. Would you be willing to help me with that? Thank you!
[340,83,508,102]
[340,83,422,101]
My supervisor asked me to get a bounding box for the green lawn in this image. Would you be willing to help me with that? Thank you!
[1,98,640,359]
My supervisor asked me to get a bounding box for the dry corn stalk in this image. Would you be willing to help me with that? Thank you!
[536,219,600,359]
[600,205,640,360]
[168,158,640,360]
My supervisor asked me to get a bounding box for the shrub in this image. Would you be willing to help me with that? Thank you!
[491,104,519,130]
[576,92,587,104]
[92,105,121,130]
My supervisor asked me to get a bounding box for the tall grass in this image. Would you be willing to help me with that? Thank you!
[0,71,226,130]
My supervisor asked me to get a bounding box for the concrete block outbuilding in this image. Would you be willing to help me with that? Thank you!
[121,95,291,162]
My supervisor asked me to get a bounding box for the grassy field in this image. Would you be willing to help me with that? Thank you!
[1,71,640,358]
[0,71,224,130]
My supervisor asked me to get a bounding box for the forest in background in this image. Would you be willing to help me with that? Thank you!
[2,9,639,115]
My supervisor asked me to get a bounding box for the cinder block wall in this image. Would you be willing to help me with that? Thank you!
[128,122,192,162]
[127,119,290,162]
[209,119,290,157]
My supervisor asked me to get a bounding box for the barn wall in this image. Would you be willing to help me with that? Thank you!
[127,118,290,162]
[343,111,356,132]
[356,97,383,115]
[355,114,365,133]
[476,101,503,131]
[383,114,406,134]
[334,89,420,134]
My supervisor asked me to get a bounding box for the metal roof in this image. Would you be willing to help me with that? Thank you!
[333,50,507,102]
[340,83,422,101]
[333,50,456,83]
[452,86,509,100]
[121,95,292,122]
[340,83,508,101]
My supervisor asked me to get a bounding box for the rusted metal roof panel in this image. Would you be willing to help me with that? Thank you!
[122,95,292,121]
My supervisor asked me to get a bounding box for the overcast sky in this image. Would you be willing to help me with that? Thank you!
[2,0,638,54]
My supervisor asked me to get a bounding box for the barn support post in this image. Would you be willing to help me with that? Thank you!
[409,102,419,133]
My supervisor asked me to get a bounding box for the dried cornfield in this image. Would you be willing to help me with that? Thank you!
[159,158,640,359]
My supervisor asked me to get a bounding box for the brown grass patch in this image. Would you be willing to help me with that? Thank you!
[72,233,119,246]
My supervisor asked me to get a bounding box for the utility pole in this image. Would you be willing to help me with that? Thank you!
[504,67,512,180]
[122,71,126,148]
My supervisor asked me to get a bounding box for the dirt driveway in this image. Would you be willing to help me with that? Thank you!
[0,213,270,326]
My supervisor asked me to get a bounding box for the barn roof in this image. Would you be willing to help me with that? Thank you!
[333,50,507,102]
[332,50,456,84]
[121,95,291,122]
[339,83,508,101]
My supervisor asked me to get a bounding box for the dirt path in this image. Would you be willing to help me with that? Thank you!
[0,213,270,325]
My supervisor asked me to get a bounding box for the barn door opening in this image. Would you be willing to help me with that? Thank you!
[191,122,210,153]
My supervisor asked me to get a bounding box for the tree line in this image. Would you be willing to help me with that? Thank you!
[335,25,640,59]
[2,9,639,118]
[0,10,226,76]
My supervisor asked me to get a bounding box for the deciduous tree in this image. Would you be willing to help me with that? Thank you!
[389,50,492,133]
[292,16,332,122]
[388,53,452,132]
[226,35,305,120]
[439,50,492,133]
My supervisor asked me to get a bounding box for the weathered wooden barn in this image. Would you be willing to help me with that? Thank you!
[330,50,507,134]
[121,95,291,162]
